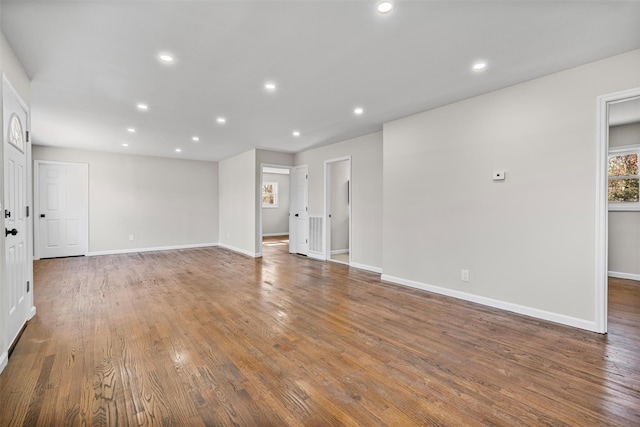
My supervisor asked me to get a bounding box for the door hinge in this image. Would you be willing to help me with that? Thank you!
[306,239,308,243]
[27,281,30,293]
[26,206,30,217]
[26,131,29,142]
[306,207,308,211]
[306,174,308,179]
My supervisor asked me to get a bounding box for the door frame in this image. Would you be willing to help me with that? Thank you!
[257,163,292,257]
[595,86,640,334]
[324,156,352,263]
[33,160,90,260]
[1,74,34,368]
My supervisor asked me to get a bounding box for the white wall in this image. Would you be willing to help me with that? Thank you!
[219,149,256,256]
[0,29,32,372]
[608,122,640,277]
[262,172,290,236]
[382,50,640,329]
[32,146,218,253]
[330,160,349,252]
[295,132,383,271]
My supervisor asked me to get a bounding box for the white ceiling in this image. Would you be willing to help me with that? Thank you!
[2,1,640,161]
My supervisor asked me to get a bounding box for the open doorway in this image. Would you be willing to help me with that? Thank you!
[596,87,640,333]
[325,157,351,265]
[606,95,640,335]
[260,165,291,255]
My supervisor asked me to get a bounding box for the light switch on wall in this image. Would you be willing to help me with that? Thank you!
[493,170,505,181]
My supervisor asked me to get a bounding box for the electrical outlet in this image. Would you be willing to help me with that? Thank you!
[129,234,134,241]
[493,170,505,181]
[461,269,470,282]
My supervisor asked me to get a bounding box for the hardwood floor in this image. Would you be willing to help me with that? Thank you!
[1,243,639,426]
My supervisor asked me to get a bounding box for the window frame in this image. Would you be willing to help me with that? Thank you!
[262,182,279,208]
[608,144,640,211]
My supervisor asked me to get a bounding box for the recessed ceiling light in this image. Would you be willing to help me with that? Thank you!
[175,148,182,153]
[216,117,226,124]
[192,136,200,142]
[354,107,364,115]
[292,131,301,137]
[127,127,136,133]
[473,61,487,71]
[122,143,129,147]
[158,53,174,64]
[137,103,148,111]
[376,1,394,14]
[264,82,277,91]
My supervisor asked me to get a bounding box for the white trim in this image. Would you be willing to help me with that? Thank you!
[349,262,383,274]
[0,351,7,375]
[308,250,325,261]
[29,306,36,319]
[263,166,290,175]
[262,233,289,237]
[381,274,597,332]
[88,242,218,257]
[331,249,349,255]
[217,243,260,258]
[608,271,640,282]
[608,144,640,153]
[608,205,640,212]
[33,160,89,260]
[595,87,640,334]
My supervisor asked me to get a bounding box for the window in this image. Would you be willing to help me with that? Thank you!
[608,147,640,210]
[262,182,278,208]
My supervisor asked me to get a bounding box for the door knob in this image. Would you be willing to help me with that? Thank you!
[5,228,18,237]
[40,214,45,218]
[295,213,299,217]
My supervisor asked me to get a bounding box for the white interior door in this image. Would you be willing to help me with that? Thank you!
[3,81,30,348]
[291,165,308,255]
[37,162,89,259]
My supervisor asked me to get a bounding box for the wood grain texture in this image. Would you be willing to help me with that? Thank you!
[1,237,639,426]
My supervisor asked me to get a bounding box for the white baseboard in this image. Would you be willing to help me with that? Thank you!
[218,243,260,258]
[608,271,640,282]
[30,306,36,319]
[87,243,218,257]
[263,233,289,237]
[330,249,349,255]
[380,274,597,332]
[349,262,383,274]
[0,351,7,375]
[308,251,326,261]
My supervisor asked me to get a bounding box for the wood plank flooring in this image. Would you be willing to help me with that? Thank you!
[1,240,639,425]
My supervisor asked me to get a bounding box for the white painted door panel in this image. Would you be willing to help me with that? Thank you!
[3,81,30,348]
[38,162,88,258]
[292,166,309,255]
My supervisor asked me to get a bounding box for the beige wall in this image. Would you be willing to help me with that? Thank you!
[382,50,640,328]
[219,149,257,255]
[32,146,218,253]
[608,121,640,276]
[609,122,640,148]
[295,132,383,271]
